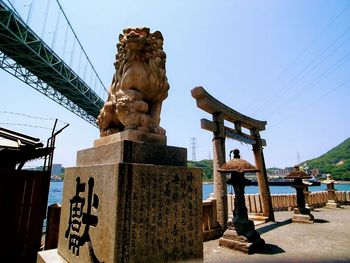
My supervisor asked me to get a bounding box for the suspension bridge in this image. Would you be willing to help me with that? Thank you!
[0,0,108,127]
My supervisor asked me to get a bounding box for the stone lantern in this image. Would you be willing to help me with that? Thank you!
[285,165,314,223]
[322,174,341,208]
[217,149,265,254]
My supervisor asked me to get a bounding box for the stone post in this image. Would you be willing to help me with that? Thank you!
[38,136,204,263]
[292,178,314,223]
[251,130,274,221]
[323,175,341,208]
[326,183,341,208]
[294,179,307,212]
[218,150,265,254]
[303,183,313,210]
[45,203,61,250]
[212,112,227,230]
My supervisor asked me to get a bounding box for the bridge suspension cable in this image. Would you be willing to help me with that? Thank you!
[55,0,107,94]
[0,0,108,127]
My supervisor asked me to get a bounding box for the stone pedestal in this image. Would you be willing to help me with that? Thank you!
[326,200,341,209]
[218,167,265,254]
[291,180,314,224]
[291,208,314,224]
[326,189,341,209]
[219,228,265,254]
[39,134,202,262]
[304,189,314,211]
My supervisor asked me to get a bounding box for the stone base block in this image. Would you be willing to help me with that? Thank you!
[94,129,166,147]
[326,201,341,209]
[305,205,315,211]
[292,213,314,224]
[248,213,269,224]
[57,162,203,263]
[37,249,67,263]
[219,229,265,254]
[76,140,186,167]
[203,227,222,241]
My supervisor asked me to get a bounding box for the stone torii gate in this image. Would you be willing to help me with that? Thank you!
[191,87,274,230]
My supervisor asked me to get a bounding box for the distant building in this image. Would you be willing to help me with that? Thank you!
[311,168,320,176]
[336,160,344,166]
[51,163,62,176]
[267,167,294,177]
[281,167,294,176]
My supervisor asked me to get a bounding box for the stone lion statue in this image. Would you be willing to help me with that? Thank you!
[97,27,169,137]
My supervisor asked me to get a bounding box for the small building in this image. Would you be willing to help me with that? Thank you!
[0,126,55,263]
[0,126,53,169]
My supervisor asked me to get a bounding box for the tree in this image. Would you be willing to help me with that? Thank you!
[188,160,213,181]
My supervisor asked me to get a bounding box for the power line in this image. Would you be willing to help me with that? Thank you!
[275,2,350,80]
[269,77,350,129]
[263,48,350,119]
[249,3,350,115]
[190,137,197,161]
[0,122,52,130]
[0,110,68,124]
[253,25,350,117]
[282,30,350,92]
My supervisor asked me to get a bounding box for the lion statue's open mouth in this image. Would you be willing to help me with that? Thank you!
[97,27,169,137]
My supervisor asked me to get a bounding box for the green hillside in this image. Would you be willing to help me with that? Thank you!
[188,159,213,181]
[188,137,350,181]
[301,137,350,180]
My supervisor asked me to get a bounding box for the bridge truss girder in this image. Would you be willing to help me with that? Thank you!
[0,53,97,126]
[0,1,105,127]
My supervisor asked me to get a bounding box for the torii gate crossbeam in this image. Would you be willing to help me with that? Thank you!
[192,86,274,230]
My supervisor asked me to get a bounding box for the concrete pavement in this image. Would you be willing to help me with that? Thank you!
[203,205,350,262]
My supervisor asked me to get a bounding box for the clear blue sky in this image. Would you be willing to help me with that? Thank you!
[1,0,349,169]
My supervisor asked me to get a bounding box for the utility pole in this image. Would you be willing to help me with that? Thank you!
[190,137,197,161]
[297,151,301,164]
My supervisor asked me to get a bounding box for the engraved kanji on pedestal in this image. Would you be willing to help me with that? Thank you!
[64,177,101,262]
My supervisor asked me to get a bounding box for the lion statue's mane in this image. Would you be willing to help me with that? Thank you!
[97,27,169,137]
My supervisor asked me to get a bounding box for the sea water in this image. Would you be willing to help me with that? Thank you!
[48,181,350,205]
[48,181,64,205]
[203,183,350,200]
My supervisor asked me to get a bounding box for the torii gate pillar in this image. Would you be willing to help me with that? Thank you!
[252,129,274,221]
[212,113,228,229]
[192,87,275,228]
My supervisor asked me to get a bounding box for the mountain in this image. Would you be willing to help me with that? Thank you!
[301,137,350,180]
[189,138,350,181]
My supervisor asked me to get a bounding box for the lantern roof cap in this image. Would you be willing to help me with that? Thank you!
[285,165,311,179]
[218,149,258,173]
[322,174,338,184]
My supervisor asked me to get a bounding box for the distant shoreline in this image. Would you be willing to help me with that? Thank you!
[338,181,350,184]
[203,180,350,185]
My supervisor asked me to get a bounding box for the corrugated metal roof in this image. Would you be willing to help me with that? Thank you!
[0,127,43,148]
[0,137,20,148]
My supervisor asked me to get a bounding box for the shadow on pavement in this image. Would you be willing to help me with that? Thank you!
[256,243,285,255]
[314,218,330,223]
[257,219,292,235]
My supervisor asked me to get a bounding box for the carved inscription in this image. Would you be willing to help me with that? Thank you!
[126,167,201,261]
[64,177,102,263]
